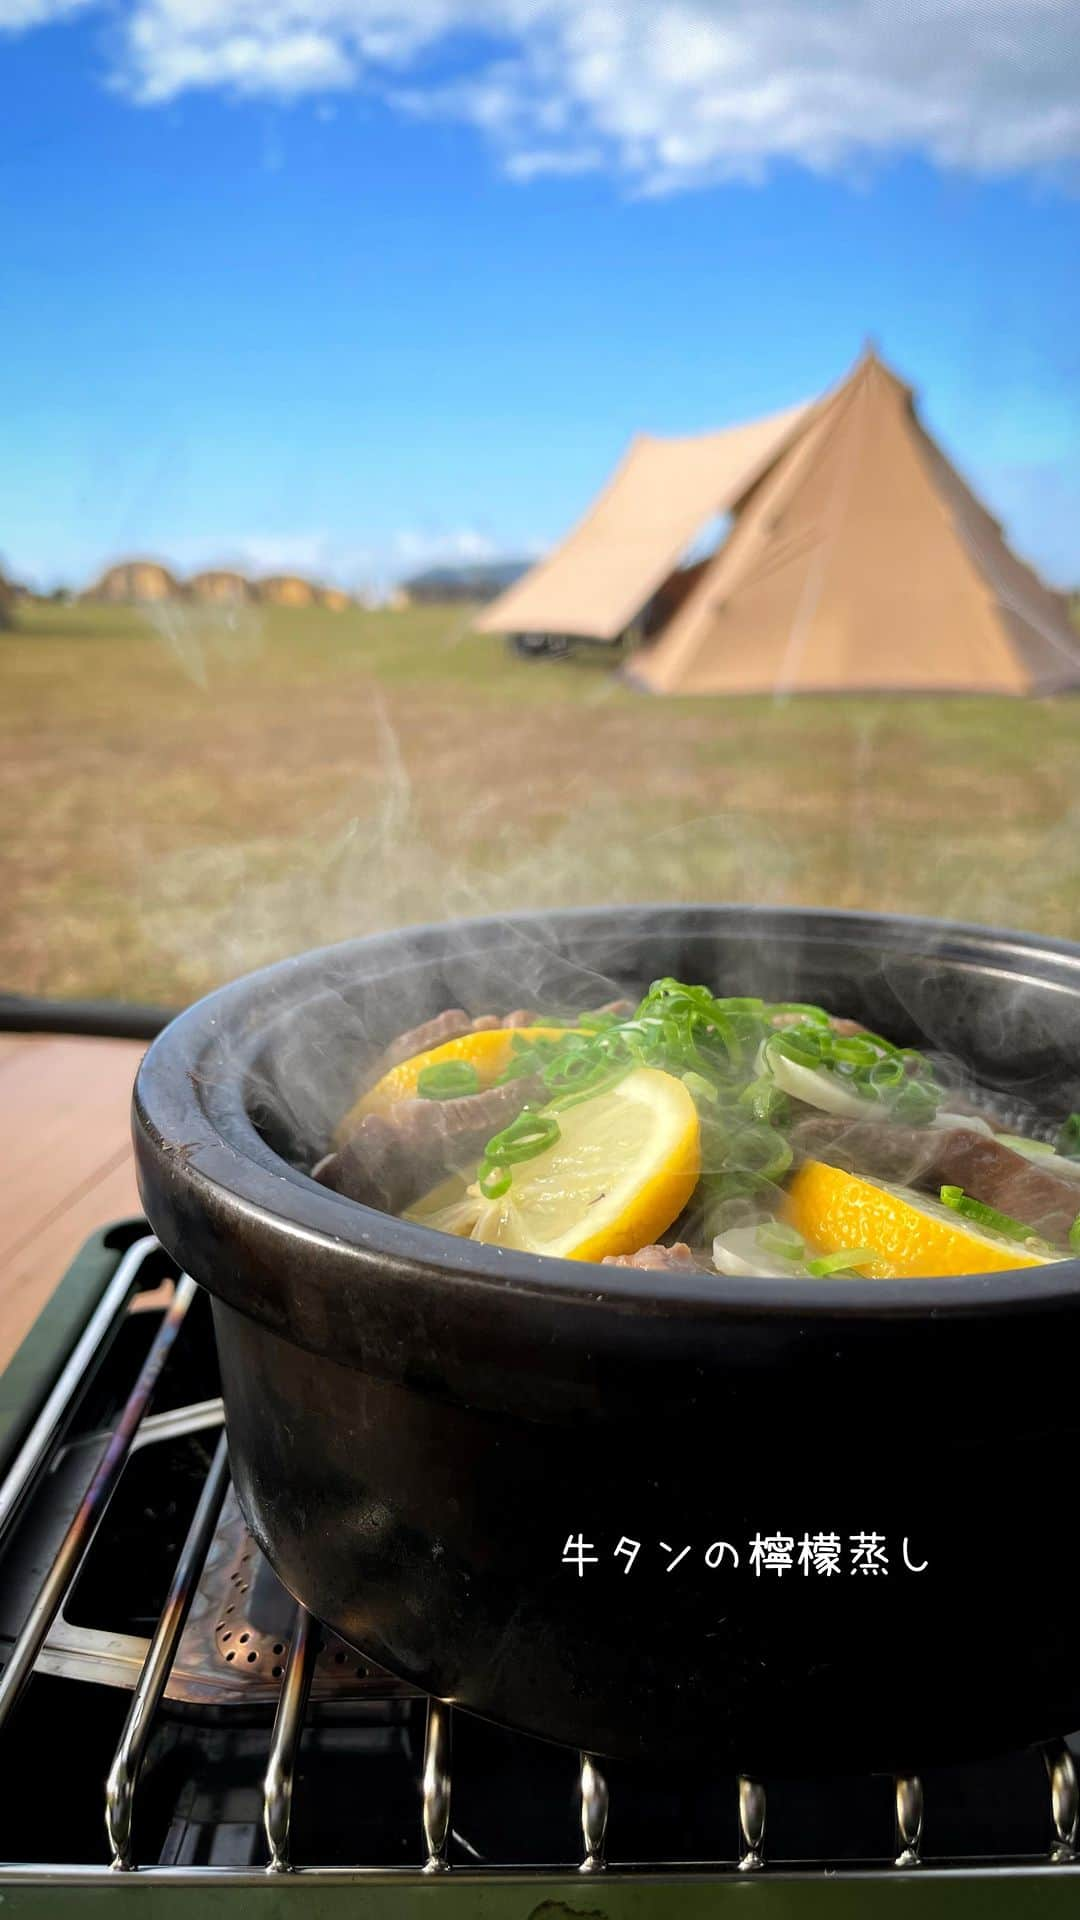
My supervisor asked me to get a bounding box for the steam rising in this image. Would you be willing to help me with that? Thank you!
[102,600,1080,1168]
[132,671,1080,1005]
[144,599,265,690]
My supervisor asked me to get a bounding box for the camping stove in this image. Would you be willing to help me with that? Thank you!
[0,1223,1078,1915]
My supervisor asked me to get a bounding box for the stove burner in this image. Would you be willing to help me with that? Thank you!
[177,1485,418,1707]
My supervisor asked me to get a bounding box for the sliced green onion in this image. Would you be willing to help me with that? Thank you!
[764,1002,832,1025]
[543,1052,593,1086]
[767,1028,828,1068]
[474,1110,562,1199]
[829,1036,882,1069]
[939,1185,1034,1243]
[891,1079,940,1125]
[682,1070,719,1106]
[544,1067,630,1113]
[1056,1113,1080,1160]
[740,1077,790,1126]
[728,1123,793,1182]
[867,1056,906,1091]
[541,1052,607,1100]
[505,1031,563,1064]
[855,1027,906,1058]
[756,1221,806,1262]
[416,1060,481,1100]
[806,1248,876,1277]
[484,1111,561,1165]
[477,1163,512,1200]
[859,1032,892,1055]
[1069,1214,1080,1256]
[497,1044,551,1083]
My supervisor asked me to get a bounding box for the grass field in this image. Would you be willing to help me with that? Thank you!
[3,599,1080,1006]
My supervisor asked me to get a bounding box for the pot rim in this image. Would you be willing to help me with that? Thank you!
[133,903,1080,1325]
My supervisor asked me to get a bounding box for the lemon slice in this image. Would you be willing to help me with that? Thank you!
[403,1173,484,1238]
[785,1159,1060,1278]
[471,1067,701,1263]
[338,1024,573,1136]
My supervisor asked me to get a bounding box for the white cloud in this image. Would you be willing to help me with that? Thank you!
[162,523,529,591]
[7,0,1080,191]
[375,524,542,584]
[126,22,356,102]
[115,0,472,103]
[503,146,605,179]
[0,0,90,27]
[390,526,500,566]
[171,530,345,578]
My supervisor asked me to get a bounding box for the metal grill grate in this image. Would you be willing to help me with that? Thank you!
[0,1233,1077,1891]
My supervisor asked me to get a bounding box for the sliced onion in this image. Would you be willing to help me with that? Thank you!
[765,1049,874,1118]
[930,1111,994,1137]
[996,1131,1055,1156]
[711,1226,804,1278]
[996,1135,1080,1181]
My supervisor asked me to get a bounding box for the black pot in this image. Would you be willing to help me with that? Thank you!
[132,906,1080,1772]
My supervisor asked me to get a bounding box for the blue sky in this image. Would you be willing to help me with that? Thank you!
[2,0,1079,591]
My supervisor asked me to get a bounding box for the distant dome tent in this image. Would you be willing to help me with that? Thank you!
[87,559,180,604]
[477,350,1080,695]
[257,575,321,608]
[188,569,253,605]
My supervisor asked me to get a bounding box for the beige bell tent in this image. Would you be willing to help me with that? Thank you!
[478,350,1080,695]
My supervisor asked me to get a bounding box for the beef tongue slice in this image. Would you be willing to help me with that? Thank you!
[316,1073,543,1213]
[602,1242,702,1272]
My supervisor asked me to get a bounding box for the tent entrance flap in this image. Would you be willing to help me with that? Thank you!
[475,400,812,641]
